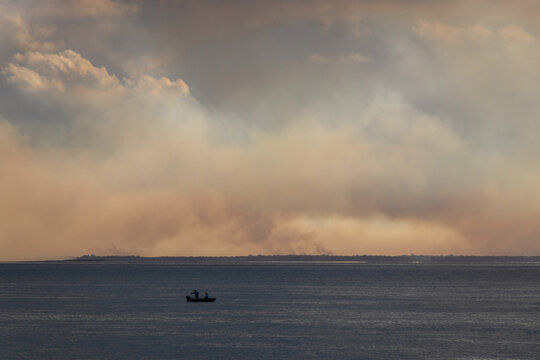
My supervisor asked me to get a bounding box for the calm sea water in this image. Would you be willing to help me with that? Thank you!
[0,262,538,359]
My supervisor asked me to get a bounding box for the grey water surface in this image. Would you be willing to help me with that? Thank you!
[0,261,538,359]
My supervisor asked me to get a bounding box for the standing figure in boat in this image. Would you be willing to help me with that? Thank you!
[186,290,216,302]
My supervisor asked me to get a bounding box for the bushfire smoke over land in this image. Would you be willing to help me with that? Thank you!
[1,1,540,260]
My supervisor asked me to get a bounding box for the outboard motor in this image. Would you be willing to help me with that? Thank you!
[186,296,191,302]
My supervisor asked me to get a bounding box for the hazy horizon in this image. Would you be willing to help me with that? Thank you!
[2,1,540,260]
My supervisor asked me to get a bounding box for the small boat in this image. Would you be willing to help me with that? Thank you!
[186,296,216,302]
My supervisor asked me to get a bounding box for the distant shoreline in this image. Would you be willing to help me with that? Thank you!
[19,254,539,265]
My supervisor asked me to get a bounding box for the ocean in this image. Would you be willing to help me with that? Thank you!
[0,260,538,359]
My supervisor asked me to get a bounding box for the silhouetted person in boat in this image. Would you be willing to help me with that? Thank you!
[204,292,209,299]
[191,290,199,299]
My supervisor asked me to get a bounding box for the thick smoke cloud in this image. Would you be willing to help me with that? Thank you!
[1,1,540,260]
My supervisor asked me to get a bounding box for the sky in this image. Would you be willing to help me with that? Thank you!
[1,0,540,260]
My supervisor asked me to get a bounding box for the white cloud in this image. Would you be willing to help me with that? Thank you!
[3,50,189,100]
[3,50,122,94]
[2,63,59,91]
[126,75,190,97]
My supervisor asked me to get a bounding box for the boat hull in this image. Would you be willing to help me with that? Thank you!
[186,296,216,302]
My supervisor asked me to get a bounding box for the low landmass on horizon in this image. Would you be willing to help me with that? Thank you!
[52,254,540,265]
